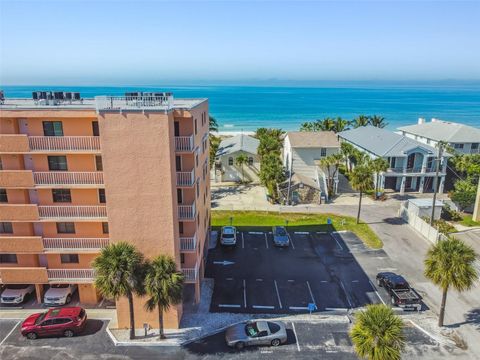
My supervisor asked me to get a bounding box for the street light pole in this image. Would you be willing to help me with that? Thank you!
[430,142,444,227]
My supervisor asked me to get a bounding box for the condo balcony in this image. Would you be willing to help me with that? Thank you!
[95,95,174,112]
[38,205,107,220]
[28,136,101,153]
[176,169,195,187]
[0,236,44,253]
[0,204,39,221]
[43,238,109,252]
[34,172,104,187]
[47,269,95,283]
[0,134,30,153]
[178,203,196,220]
[175,135,194,152]
[181,261,199,283]
[0,267,48,284]
[180,233,197,252]
[0,170,34,188]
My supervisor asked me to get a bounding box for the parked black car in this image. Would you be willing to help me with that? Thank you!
[376,272,422,311]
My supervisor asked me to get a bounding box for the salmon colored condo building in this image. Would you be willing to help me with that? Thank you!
[0,91,210,329]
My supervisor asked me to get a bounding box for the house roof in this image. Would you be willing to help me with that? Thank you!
[216,134,259,157]
[338,126,443,157]
[398,120,480,143]
[286,131,340,148]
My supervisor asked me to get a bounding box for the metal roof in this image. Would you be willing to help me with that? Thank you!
[398,120,480,143]
[216,134,259,157]
[286,131,340,148]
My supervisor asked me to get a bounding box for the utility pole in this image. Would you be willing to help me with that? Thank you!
[430,142,444,227]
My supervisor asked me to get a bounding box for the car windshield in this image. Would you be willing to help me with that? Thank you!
[223,233,234,238]
[245,323,259,337]
[52,284,69,288]
[35,312,47,325]
[276,228,287,236]
[268,322,281,333]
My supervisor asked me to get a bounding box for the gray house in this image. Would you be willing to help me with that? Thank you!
[215,134,260,183]
[338,126,450,194]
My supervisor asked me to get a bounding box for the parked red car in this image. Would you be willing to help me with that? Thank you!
[21,307,87,340]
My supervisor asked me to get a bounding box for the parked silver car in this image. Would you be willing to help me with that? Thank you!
[272,226,289,247]
[220,226,237,246]
[225,320,287,349]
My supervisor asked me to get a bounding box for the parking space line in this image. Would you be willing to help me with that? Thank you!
[294,231,309,235]
[287,233,295,249]
[352,280,359,283]
[226,277,234,280]
[369,280,386,305]
[243,279,247,308]
[256,278,263,281]
[316,231,327,234]
[0,321,20,347]
[274,280,283,309]
[264,233,269,249]
[320,280,328,283]
[252,305,275,309]
[306,281,316,306]
[331,232,344,251]
[289,306,309,310]
[242,232,245,249]
[339,280,353,308]
[219,304,241,308]
[248,231,263,235]
[291,322,301,352]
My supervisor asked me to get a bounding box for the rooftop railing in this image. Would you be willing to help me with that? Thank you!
[95,95,174,111]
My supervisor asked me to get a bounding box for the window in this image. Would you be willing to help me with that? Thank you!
[196,179,200,198]
[0,254,17,263]
[177,189,183,204]
[56,222,75,234]
[175,156,182,171]
[98,189,106,203]
[0,222,13,233]
[43,121,63,136]
[454,144,464,149]
[320,148,327,157]
[48,156,68,171]
[52,189,71,203]
[174,122,180,137]
[54,318,72,325]
[92,121,100,136]
[179,221,184,234]
[194,119,198,135]
[228,157,233,166]
[248,157,254,166]
[180,253,185,264]
[95,155,103,171]
[472,143,479,150]
[61,254,79,264]
[195,153,199,167]
[102,222,109,234]
[0,189,7,203]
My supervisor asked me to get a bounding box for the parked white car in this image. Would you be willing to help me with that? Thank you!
[221,226,237,246]
[1,285,35,304]
[44,284,78,306]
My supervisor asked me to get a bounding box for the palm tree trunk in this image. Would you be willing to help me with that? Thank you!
[158,305,166,339]
[356,191,363,224]
[438,287,448,327]
[127,291,135,340]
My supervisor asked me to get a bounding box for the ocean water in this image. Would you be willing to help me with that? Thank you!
[2,84,480,131]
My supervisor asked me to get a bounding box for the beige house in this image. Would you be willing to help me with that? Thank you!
[215,134,260,183]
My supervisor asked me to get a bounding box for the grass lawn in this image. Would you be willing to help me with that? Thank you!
[212,210,383,249]
[460,215,480,227]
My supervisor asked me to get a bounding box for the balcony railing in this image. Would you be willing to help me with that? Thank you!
[29,136,101,152]
[95,95,174,111]
[34,172,104,186]
[175,135,194,152]
[182,262,199,283]
[180,233,197,252]
[47,269,95,283]
[43,238,109,251]
[388,166,427,174]
[38,206,107,219]
[176,169,195,187]
[178,203,196,220]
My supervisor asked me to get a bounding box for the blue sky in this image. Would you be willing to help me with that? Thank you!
[0,0,479,85]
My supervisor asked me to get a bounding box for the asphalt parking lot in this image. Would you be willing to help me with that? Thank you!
[206,228,388,314]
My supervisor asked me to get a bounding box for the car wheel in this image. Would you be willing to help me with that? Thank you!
[66,295,72,304]
[271,339,281,347]
[64,330,74,338]
[26,332,38,340]
[235,341,245,350]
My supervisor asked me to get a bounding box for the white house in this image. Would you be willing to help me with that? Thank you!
[398,118,480,155]
[281,131,340,203]
[215,134,260,183]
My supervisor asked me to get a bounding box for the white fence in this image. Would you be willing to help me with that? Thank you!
[399,204,439,243]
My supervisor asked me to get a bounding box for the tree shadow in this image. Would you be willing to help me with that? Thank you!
[446,308,480,330]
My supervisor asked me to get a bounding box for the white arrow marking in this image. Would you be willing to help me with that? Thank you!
[213,260,235,266]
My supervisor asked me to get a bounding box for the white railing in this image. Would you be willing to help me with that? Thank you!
[47,269,95,282]
[176,169,195,187]
[178,203,196,220]
[182,262,199,283]
[38,206,107,219]
[29,136,101,152]
[180,233,197,252]
[34,172,104,186]
[95,95,174,111]
[175,135,194,152]
[43,238,109,251]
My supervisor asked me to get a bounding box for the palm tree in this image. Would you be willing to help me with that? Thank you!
[209,116,218,132]
[340,142,356,172]
[369,115,388,128]
[351,115,370,128]
[350,304,405,360]
[144,255,184,339]
[235,153,248,182]
[332,117,350,133]
[92,242,145,340]
[320,153,344,196]
[369,158,389,199]
[350,165,374,224]
[424,236,478,327]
